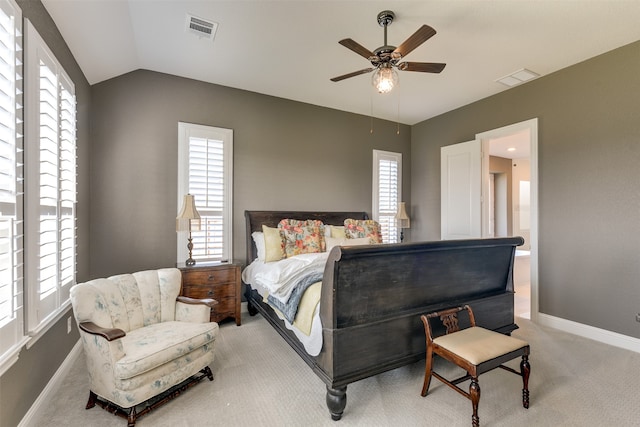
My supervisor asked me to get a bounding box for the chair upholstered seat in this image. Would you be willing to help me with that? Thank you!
[421,305,531,427]
[114,321,218,380]
[433,326,528,365]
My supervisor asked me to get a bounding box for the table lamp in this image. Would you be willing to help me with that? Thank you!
[176,194,201,266]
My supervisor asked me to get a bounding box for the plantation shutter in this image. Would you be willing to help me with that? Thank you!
[189,136,225,260]
[0,0,24,365]
[37,58,59,307]
[373,150,401,244]
[25,20,76,334]
[178,123,233,263]
[58,76,76,290]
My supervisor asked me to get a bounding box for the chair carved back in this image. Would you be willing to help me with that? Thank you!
[441,313,461,334]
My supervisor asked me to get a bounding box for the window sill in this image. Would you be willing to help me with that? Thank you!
[26,300,72,350]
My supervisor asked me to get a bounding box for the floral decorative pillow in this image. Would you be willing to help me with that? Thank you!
[344,219,383,244]
[277,219,325,257]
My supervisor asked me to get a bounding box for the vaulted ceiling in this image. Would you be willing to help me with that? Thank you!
[42,1,640,125]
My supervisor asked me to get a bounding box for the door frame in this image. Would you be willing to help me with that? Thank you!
[476,118,538,321]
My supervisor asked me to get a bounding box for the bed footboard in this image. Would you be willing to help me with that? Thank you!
[243,210,523,421]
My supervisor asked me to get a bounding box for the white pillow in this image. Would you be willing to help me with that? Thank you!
[325,236,371,251]
[252,231,265,261]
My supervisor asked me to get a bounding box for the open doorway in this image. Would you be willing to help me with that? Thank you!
[478,120,537,321]
[440,119,537,320]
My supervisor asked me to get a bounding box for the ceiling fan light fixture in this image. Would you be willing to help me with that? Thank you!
[372,66,398,94]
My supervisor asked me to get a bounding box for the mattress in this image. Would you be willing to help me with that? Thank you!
[242,259,324,356]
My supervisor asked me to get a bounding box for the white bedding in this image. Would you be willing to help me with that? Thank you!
[242,252,328,303]
[242,253,326,356]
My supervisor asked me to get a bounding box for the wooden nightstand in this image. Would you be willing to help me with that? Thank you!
[178,262,242,325]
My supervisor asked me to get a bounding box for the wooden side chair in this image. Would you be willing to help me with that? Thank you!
[420,305,530,427]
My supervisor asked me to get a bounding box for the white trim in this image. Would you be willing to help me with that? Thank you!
[18,339,82,427]
[25,301,72,349]
[24,19,77,335]
[475,118,539,322]
[538,313,640,354]
[372,149,402,243]
[177,122,233,263]
[0,336,30,377]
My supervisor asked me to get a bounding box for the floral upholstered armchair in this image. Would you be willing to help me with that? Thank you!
[70,268,219,426]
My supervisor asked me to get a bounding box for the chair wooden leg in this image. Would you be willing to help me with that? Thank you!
[127,406,137,427]
[470,377,481,427]
[421,347,434,396]
[85,391,97,409]
[521,355,531,409]
[203,366,214,381]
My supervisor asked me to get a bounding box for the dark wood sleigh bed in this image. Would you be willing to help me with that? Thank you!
[243,210,523,420]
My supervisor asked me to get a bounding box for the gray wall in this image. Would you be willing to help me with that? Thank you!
[89,70,411,277]
[411,41,640,338]
[1,1,89,426]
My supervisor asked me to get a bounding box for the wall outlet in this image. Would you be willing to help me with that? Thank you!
[635,313,640,323]
[67,316,72,334]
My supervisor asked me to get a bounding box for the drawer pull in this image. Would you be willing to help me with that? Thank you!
[207,290,214,297]
[208,275,214,280]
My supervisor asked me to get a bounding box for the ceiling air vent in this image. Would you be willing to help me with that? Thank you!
[185,13,218,41]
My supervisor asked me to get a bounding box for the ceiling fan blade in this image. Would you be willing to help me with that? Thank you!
[398,62,446,73]
[393,25,437,58]
[338,38,375,59]
[330,68,375,82]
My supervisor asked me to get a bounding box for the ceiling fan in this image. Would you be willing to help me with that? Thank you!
[330,10,446,93]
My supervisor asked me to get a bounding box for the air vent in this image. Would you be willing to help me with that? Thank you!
[185,13,218,41]
[496,68,539,87]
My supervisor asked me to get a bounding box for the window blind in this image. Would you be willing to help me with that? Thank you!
[188,136,225,261]
[25,20,76,335]
[59,80,76,289]
[0,0,24,368]
[373,150,401,244]
[177,123,233,263]
[378,158,399,243]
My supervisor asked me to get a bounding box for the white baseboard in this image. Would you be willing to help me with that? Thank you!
[537,313,640,353]
[18,339,82,427]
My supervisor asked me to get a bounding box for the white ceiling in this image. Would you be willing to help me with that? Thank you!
[42,1,640,126]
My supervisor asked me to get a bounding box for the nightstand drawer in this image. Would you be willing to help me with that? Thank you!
[179,262,242,326]
[181,268,236,285]
[182,282,235,299]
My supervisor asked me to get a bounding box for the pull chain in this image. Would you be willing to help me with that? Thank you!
[370,89,374,134]
[396,83,400,135]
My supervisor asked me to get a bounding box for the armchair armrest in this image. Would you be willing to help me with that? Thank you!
[176,295,218,309]
[79,321,126,341]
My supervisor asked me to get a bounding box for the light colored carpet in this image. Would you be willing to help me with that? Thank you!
[32,306,640,427]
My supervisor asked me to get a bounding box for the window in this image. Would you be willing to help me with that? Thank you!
[0,0,23,373]
[24,20,76,338]
[373,150,401,244]
[178,123,233,263]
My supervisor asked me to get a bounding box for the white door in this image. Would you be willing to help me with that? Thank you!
[441,140,484,240]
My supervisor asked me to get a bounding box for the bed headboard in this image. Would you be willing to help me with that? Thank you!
[244,210,369,264]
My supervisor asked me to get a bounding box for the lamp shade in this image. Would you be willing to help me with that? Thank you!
[176,194,201,232]
[395,202,410,229]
